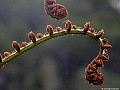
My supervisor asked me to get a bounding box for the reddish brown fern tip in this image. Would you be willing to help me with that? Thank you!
[44,0,68,20]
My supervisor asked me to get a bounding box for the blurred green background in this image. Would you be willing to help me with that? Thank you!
[0,0,120,90]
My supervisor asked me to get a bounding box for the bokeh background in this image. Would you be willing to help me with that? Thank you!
[0,0,120,90]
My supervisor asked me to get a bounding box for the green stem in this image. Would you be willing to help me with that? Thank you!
[0,28,103,67]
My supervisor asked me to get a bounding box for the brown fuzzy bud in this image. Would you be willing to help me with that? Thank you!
[89,28,95,33]
[103,54,109,61]
[102,38,108,44]
[98,54,109,61]
[12,41,21,52]
[92,73,104,85]
[0,54,3,63]
[46,25,53,36]
[65,20,72,33]
[86,73,97,83]
[4,52,11,57]
[28,31,36,43]
[88,64,97,71]
[56,26,62,32]
[85,65,104,85]
[44,0,68,20]
[86,69,96,75]
[45,0,56,5]
[84,22,90,33]
[85,57,105,85]
[72,25,78,29]
[93,59,104,67]
[36,33,44,39]
[21,42,28,47]
[96,29,104,38]
[102,44,112,49]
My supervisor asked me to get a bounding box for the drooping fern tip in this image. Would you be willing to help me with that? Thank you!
[0,20,112,85]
